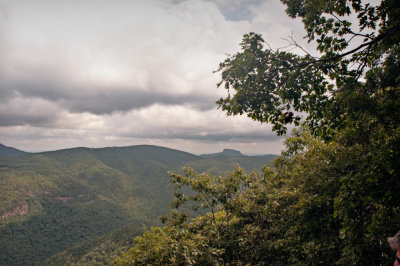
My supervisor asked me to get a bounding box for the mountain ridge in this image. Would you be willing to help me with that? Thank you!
[201,148,243,157]
[0,143,278,157]
[0,143,28,157]
[0,144,278,265]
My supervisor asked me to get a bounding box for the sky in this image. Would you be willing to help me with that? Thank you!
[0,0,307,155]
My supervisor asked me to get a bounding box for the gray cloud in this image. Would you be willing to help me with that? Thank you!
[0,0,228,118]
[0,97,61,126]
[2,77,216,116]
[0,0,302,154]
[63,90,216,115]
[0,112,57,127]
[122,130,282,143]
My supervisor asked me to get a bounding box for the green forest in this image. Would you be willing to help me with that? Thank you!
[1,0,399,265]
[0,145,276,265]
[116,0,400,265]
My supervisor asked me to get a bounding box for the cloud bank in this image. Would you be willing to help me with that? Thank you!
[0,0,306,154]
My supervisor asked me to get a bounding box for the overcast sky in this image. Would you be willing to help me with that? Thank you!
[0,0,307,155]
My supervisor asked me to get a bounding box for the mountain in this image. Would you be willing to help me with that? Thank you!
[195,148,277,174]
[0,143,28,157]
[201,148,243,157]
[0,145,277,265]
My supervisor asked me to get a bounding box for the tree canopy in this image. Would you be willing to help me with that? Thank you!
[117,0,400,264]
[216,0,400,136]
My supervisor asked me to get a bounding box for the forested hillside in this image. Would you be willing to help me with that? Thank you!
[0,144,27,157]
[0,145,276,265]
[1,0,398,265]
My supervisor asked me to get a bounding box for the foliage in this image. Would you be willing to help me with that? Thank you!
[216,0,400,136]
[44,225,142,266]
[332,79,400,263]
[0,145,273,265]
[116,225,224,265]
[3,0,398,264]
[213,0,400,263]
[118,0,399,265]
[117,119,398,265]
[118,133,341,264]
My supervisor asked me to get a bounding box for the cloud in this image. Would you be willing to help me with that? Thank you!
[248,1,315,55]
[0,0,242,115]
[0,97,61,126]
[0,103,285,154]
[101,104,282,144]
[0,0,304,154]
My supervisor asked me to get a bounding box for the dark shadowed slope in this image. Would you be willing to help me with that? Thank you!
[0,144,28,157]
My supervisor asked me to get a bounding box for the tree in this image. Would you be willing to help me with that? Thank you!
[117,0,399,264]
[215,0,400,264]
[117,130,345,265]
[117,122,398,265]
[216,0,400,136]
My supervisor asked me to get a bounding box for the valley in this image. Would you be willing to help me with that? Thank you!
[0,144,277,265]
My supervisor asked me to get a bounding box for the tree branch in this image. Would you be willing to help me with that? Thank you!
[290,26,398,69]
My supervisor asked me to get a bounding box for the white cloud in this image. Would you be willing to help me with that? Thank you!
[0,0,305,154]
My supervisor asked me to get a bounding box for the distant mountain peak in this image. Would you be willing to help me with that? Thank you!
[221,149,242,156]
[200,148,244,157]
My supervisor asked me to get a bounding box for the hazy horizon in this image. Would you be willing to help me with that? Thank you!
[1,142,280,156]
[0,0,308,155]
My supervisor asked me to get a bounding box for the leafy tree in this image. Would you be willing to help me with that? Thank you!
[117,124,398,265]
[117,130,342,265]
[117,0,399,264]
[215,0,400,263]
[216,0,400,136]
[331,74,400,263]
[117,124,397,266]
